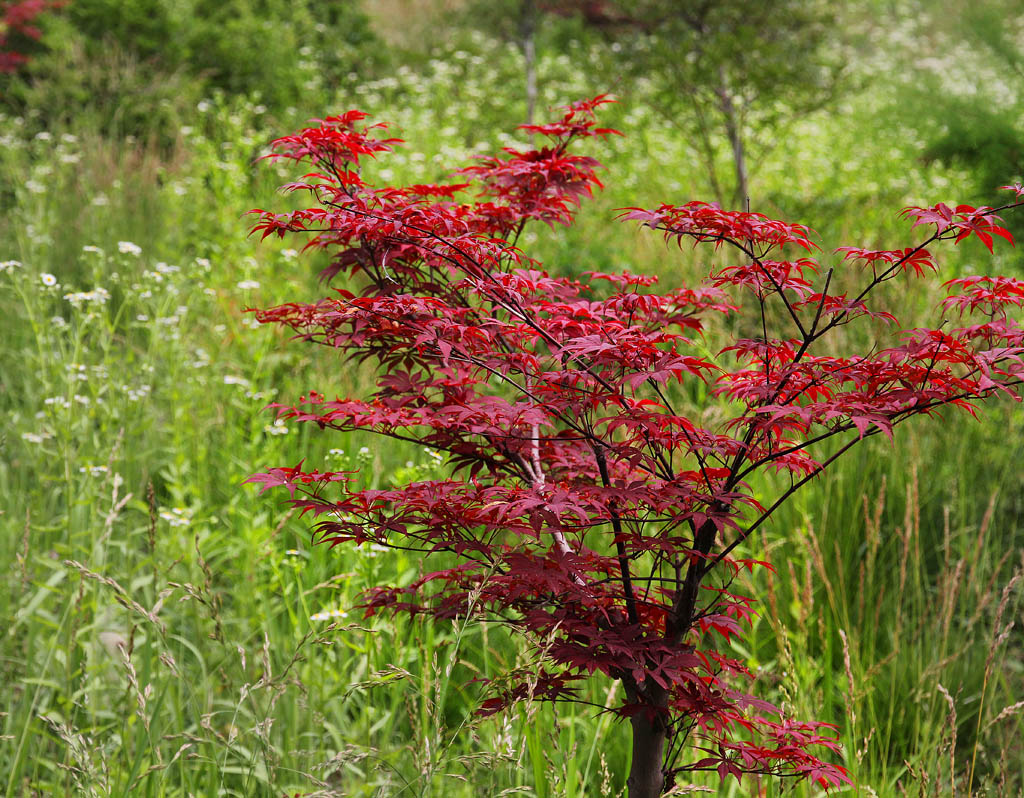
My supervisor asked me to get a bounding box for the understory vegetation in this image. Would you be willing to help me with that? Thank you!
[1,2,1023,796]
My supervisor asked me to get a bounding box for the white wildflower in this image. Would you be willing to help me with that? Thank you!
[159,507,190,528]
[360,543,389,559]
[64,287,111,307]
[117,241,142,256]
[310,608,349,622]
[191,348,210,368]
[263,418,288,436]
[125,385,151,402]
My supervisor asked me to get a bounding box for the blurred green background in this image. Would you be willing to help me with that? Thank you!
[1,1,1022,796]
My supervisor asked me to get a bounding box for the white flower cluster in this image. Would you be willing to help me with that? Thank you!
[159,507,190,528]
[310,608,348,622]
[190,348,210,369]
[359,543,389,558]
[66,363,108,381]
[64,287,111,308]
[263,418,288,436]
[124,384,152,402]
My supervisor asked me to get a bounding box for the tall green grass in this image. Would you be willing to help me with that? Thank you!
[1,29,1022,797]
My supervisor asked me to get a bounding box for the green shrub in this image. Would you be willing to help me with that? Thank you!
[4,0,383,138]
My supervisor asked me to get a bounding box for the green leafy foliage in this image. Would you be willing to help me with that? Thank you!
[896,0,1024,227]
[4,0,382,137]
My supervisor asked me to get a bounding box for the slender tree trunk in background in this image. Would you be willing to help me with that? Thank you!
[716,66,749,209]
[625,683,668,798]
[520,0,538,131]
[689,93,726,206]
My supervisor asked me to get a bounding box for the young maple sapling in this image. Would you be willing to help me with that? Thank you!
[246,97,1024,797]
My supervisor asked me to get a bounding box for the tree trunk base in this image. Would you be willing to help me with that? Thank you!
[627,704,667,798]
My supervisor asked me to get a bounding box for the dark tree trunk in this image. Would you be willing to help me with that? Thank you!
[625,682,669,798]
[626,520,720,796]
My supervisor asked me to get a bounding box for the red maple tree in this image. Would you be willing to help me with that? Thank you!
[246,98,1024,797]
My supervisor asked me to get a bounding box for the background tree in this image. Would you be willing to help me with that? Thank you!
[566,0,848,207]
[427,0,849,206]
[457,0,621,128]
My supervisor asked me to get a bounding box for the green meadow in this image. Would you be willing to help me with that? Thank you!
[1,3,1022,795]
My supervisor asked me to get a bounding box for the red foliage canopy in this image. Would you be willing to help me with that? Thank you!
[247,97,1023,792]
